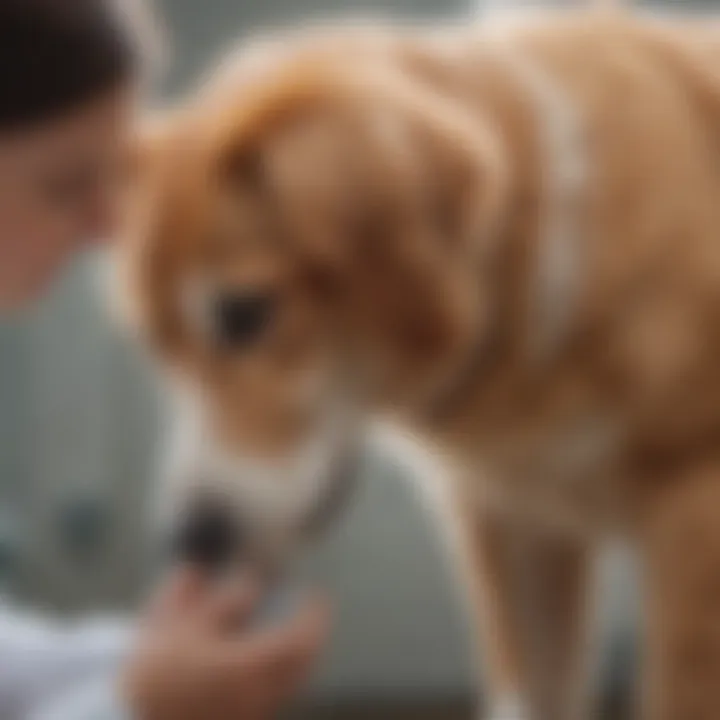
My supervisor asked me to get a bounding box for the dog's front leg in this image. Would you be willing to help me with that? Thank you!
[640,462,720,720]
[455,501,595,720]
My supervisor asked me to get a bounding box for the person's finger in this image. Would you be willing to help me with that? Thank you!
[197,573,262,631]
[209,598,330,718]
[145,566,206,623]
[269,618,329,702]
[270,598,331,693]
[223,596,331,676]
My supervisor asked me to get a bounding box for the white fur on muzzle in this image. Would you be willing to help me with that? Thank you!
[155,388,360,570]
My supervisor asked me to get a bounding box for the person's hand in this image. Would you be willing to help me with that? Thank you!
[122,569,330,720]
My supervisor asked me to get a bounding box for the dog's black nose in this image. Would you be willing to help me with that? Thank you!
[171,499,244,571]
[213,292,275,350]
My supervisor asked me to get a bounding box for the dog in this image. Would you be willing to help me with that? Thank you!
[116,5,720,719]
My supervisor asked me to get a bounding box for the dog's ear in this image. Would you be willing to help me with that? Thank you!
[324,75,509,369]
[205,64,509,282]
[283,68,510,268]
[387,75,509,259]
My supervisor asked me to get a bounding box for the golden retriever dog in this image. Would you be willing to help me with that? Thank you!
[117,5,720,719]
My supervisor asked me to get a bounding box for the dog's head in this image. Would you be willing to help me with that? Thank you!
[118,37,508,571]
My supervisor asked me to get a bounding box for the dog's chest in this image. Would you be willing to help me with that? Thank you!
[461,413,628,535]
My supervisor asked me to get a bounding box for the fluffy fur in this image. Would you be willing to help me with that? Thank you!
[118,7,720,719]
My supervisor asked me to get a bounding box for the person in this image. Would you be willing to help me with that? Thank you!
[0,1,330,718]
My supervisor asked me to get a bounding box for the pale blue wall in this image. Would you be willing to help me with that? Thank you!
[159,0,471,96]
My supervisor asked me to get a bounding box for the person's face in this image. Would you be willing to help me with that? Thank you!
[0,87,134,310]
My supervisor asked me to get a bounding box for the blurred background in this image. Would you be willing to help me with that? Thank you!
[0,0,715,717]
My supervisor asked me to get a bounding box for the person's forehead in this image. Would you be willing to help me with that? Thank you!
[0,88,133,163]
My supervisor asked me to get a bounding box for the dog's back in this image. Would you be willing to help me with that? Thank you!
[424,11,720,494]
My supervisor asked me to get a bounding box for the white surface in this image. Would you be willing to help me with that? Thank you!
[0,600,130,720]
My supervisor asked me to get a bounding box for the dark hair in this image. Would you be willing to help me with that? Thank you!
[0,0,146,131]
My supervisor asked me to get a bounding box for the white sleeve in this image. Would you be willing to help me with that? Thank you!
[0,599,133,720]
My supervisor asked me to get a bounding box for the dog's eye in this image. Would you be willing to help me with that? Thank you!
[212,291,275,350]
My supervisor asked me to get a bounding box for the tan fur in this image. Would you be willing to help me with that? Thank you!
[119,8,720,719]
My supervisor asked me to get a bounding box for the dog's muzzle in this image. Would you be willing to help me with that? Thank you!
[168,443,362,575]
